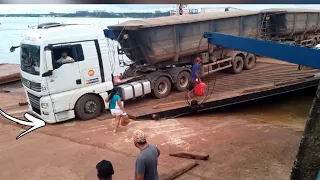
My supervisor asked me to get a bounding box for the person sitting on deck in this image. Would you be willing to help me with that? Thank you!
[96,160,114,180]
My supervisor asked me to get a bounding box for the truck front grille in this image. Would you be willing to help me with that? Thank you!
[22,77,41,92]
[27,92,41,115]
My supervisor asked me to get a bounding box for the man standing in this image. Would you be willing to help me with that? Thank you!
[57,51,75,64]
[187,57,202,93]
[96,160,114,180]
[133,130,160,180]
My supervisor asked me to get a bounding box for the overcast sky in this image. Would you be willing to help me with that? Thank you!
[0,4,320,14]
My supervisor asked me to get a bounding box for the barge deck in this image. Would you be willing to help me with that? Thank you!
[123,58,320,120]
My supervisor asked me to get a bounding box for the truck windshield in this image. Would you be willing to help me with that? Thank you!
[20,44,40,76]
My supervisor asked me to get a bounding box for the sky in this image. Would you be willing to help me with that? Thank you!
[0,4,320,14]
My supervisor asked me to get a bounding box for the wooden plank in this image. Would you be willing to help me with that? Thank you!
[159,160,198,180]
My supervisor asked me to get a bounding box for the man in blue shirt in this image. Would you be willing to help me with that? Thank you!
[188,57,202,92]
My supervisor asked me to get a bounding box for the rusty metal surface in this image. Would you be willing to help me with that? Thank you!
[110,13,260,65]
[261,8,320,13]
[124,59,320,117]
[0,64,21,85]
[108,10,257,30]
[277,13,320,36]
[109,8,320,30]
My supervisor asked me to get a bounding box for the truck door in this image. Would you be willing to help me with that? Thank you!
[75,41,102,87]
[46,43,82,94]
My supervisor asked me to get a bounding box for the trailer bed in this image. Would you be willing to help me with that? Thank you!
[123,58,320,119]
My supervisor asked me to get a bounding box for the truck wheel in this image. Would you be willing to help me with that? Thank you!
[75,94,102,120]
[231,56,244,74]
[244,54,256,70]
[175,71,190,92]
[152,76,172,99]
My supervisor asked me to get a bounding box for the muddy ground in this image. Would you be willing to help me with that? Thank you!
[0,82,307,180]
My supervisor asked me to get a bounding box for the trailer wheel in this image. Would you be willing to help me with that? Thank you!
[231,56,244,74]
[75,94,102,120]
[175,71,191,92]
[244,54,256,70]
[152,76,172,99]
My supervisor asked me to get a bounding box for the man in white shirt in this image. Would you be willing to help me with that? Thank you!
[57,51,75,64]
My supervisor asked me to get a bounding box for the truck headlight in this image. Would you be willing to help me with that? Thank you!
[41,103,49,109]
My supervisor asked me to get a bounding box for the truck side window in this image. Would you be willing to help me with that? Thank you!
[51,44,84,70]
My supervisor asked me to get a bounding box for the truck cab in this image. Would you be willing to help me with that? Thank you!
[20,23,116,123]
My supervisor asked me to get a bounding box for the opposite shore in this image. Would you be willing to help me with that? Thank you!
[0,11,172,18]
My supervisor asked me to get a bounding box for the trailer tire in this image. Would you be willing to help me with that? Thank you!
[244,54,256,70]
[175,71,191,92]
[231,56,244,74]
[152,76,172,99]
[75,94,102,120]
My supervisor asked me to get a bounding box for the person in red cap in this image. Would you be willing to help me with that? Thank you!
[187,57,202,93]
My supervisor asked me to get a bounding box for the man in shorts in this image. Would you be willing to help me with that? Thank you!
[133,130,160,180]
[187,57,202,96]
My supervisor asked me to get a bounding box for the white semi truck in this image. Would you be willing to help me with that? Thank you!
[16,22,256,123]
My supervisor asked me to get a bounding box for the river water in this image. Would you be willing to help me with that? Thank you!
[0,17,316,129]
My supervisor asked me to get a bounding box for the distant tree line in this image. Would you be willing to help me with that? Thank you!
[0,11,171,18]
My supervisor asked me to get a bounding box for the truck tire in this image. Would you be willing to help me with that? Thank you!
[75,94,102,120]
[231,56,244,74]
[152,76,172,99]
[244,54,256,70]
[175,71,191,92]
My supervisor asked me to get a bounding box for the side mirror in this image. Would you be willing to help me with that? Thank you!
[45,50,53,71]
[42,70,53,77]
